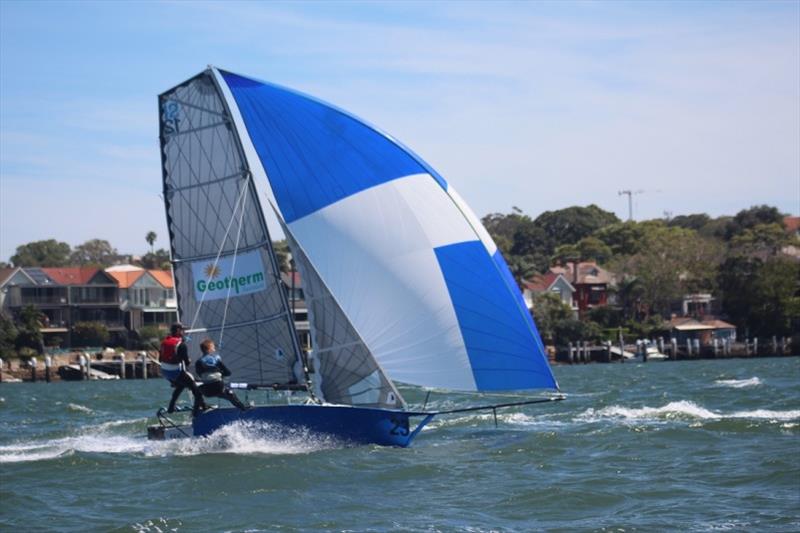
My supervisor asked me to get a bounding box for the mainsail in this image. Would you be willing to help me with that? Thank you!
[214,68,559,393]
[159,72,302,387]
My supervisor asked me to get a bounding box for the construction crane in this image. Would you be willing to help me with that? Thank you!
[618,189,644,221]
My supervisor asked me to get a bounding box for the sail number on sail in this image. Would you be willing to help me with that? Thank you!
[191,250,267,301]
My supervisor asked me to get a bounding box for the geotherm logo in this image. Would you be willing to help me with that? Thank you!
[191,250,268,301]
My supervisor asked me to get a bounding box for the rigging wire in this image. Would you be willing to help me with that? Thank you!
[218,178,250,347]
[188,178,250,332]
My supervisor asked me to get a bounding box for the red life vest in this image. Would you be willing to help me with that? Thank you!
[160,335,182,364]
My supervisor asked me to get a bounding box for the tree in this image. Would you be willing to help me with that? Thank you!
[70,239,118,267]
[534,205,619,251]
[718,256,800,337]
[668,213,711,232]
[530,292,574,344]
[71,322,110,347]
[729,223,791,257]
[0,313,18,358]
[145,231,157,254]
[725,205,784,240]
[272,240,290,273]
[612,226,723,317]
[11,239,71,267]
[140,249,171,270]
[15,305,43,354]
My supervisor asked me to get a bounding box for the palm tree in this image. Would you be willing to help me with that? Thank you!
[145,231,157,254]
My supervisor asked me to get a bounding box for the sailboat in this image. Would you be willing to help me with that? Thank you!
[147,67,561,447]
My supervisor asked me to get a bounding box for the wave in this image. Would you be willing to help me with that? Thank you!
[67,403,93,413]
[578,400,800,423]
[714,377,762,388]
[0,419,342,464]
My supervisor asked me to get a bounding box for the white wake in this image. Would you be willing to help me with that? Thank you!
[713,377,762,389]
[578,400,800,423]
[0,419,341,464]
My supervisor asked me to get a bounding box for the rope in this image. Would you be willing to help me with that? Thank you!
[218,181,249,347]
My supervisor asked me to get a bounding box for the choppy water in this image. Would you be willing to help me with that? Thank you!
[1,357,798,532]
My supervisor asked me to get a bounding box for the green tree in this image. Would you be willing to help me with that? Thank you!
[70,239,118,267]
[725,205,784,240]
[15,305,43,353]
[718,256,800,336]
[729,223,791,257]
[11,239,71,267]
[145,231,157,254]
[668,213,711,231]
[71,322,110,347]
[0,313,18,358]
[140,249,171,270]
[553,318,602,344]
[530,292,574,344]
[272,240,290,273]
[613,226,723,317]
[534,205,619,250]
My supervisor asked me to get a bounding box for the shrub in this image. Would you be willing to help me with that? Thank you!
[71,322,110,347]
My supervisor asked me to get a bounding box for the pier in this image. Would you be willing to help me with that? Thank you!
[557,336,795,364]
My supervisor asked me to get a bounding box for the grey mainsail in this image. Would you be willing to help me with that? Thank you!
[159,71,302,387]
[284,228,405,409]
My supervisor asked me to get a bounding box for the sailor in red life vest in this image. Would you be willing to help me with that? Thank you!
[159,323,208,415]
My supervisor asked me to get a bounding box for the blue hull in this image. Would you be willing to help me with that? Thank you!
[191,404,434,447]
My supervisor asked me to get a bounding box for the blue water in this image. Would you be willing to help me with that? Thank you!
[1,357,798,532]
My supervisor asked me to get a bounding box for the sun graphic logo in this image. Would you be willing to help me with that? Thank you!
[203,263,221,280]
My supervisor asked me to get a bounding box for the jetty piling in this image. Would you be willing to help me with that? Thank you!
[119,353,126,379]
[30,357,37,382]
[140,352,148,379]
[45,355,52,382]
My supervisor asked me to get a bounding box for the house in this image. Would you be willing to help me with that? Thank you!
[550,261,615,315]
[106,265,177,332]
[681,293,715,317]
[668,317,737,345]
[281,271,310,350]
[521,272,576,313]
[0,267,35,313]
[4,267,125,346]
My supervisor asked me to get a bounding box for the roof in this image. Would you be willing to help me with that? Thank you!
[106,270,146,288]
[281,271,302,287]
[550,261,615,285]
[41,267,104,285]
[149,270,174,288]
[0,268,16,286]
[669,317,736,331]
[784,216,800,234]
[700,319,736,329]
[522,272,574,293]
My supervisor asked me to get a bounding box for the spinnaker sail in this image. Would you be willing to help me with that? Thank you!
[215,68,558,393]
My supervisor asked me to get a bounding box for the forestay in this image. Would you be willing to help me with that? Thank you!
[159,72,302,387]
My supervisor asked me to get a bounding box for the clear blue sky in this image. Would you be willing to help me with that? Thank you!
[1,0,798,262]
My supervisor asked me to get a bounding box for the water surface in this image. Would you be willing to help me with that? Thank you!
[1,357,798,531]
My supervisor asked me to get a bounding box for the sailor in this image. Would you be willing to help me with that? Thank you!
[195,339,248,410]
[159,323,208,415]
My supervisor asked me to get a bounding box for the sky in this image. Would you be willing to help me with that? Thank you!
[1,0,798,262]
